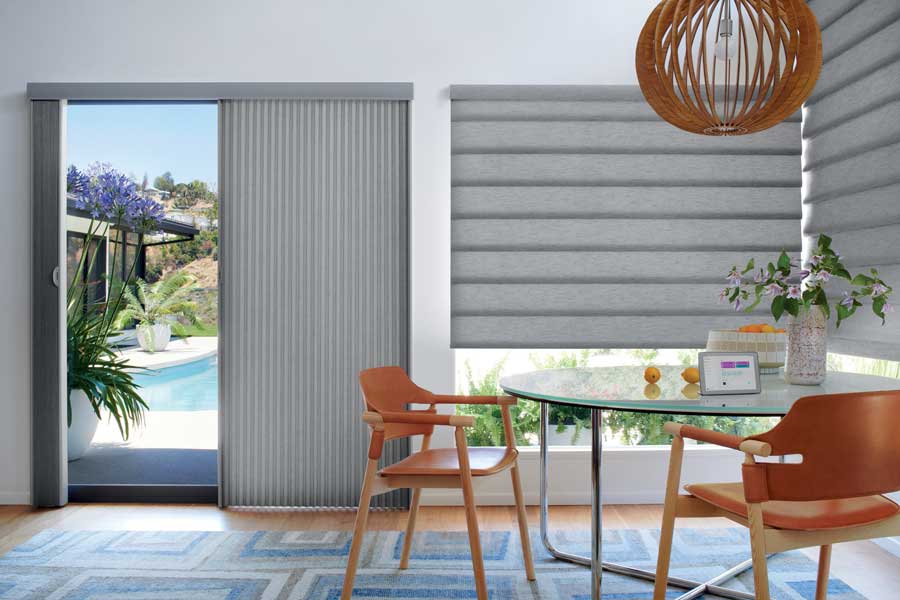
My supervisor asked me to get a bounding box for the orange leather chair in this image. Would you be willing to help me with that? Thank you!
[340,366,536,600]
[654,391,900,600]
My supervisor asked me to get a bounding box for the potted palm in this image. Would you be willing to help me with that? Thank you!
[66,164,164,459]
[115,272,199,353]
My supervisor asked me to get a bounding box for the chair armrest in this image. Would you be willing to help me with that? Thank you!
[363,410,475,427]
[663,422,743,450]
[430,394,517,406]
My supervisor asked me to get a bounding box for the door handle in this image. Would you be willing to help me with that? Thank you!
[52,266,60,288]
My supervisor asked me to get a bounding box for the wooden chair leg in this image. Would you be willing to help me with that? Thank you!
[399,487,422,569]
[341,458,378,600]
[816,544,832,600]
[747,503,771,600]
[653,435,684,600]
[456,427,488,600]
[509,462,536,580]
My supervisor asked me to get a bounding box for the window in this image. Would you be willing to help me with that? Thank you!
[455,349,777,447]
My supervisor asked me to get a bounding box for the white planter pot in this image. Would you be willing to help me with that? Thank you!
[68,389,99,461]
[546,423,590,446]
[785,305,828,385]
[137,323,172,353]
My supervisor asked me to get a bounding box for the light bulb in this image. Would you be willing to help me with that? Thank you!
[714,34,738,62]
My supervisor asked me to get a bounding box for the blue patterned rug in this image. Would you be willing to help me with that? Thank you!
[0,528,867,599]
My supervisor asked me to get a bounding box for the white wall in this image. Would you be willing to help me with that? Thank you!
[0,0,660,503]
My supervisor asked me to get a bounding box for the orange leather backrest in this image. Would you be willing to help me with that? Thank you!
[359,366,436,441]
[746,390,900,502]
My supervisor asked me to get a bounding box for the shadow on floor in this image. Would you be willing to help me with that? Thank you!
[68,445,217,485]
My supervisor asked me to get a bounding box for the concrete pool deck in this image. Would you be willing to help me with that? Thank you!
[118,336,218,369]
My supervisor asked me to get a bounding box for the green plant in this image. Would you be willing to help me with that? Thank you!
[723,234,893,327]
[66,164,164,438]
[114,271,199,336]
[456,355,543,446]
[528,350,606,444]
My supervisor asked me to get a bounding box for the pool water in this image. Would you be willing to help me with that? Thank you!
[132,356,218,412]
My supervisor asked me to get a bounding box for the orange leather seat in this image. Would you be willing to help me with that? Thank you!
[686,482,900,531]
[380,447,518,477]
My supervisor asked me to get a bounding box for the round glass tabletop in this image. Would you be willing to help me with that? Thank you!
[499,366,900,416]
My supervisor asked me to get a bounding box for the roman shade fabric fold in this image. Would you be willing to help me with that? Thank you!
[219,99,409,507]
[804,0,900,361]
[450,85,802,348]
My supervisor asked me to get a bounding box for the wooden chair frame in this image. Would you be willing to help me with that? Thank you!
[654,422,900,600]
[340,395,535,600]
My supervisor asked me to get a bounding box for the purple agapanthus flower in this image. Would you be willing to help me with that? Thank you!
[840,291,854,309]
[764,283,784,297]
[128,196,165,233]
[66,165,89,195]
[69,163,164,231]
[787,285,802,299]
[871,282,889,297]
[727,269,742,286]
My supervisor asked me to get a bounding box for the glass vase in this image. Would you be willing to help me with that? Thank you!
[784,305,828,385]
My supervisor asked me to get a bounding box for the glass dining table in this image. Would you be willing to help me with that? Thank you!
[499,366,900,600]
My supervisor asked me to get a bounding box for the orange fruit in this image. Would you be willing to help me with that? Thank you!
[775,328,785,333]
[760,324,775,333]
[644,383,661,400]
[681,383,700,399]
[644,366,661,384]
[681,367,700,384]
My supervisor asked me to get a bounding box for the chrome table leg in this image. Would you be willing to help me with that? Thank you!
[538,401,757,600]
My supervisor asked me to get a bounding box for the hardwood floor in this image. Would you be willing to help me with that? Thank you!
[0,503,897,598]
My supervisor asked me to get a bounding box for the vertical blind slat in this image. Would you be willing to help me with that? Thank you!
[220,99,409,507]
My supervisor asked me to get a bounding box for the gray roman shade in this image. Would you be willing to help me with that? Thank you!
[804,0,900,361]
[450,85,801,348]
[219,99,409,507]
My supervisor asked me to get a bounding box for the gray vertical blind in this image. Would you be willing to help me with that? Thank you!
[219,99,409,507]
[450,85,802,348]
[804,0,900,360]
[32,100,67,507]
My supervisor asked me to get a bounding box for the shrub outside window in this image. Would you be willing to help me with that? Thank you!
[455,349,900,448]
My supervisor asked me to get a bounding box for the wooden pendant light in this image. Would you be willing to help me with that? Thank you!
[636,0,822,135]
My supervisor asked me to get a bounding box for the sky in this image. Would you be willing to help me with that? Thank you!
[67,103,218,189]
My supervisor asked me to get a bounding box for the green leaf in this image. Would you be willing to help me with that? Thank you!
[873,296,887,323]
[834,268,852,281]
[852,273,874,286]
[784,298,800,317]
[741,258,755,275]
[771,295,785,321]
[777,251,791,271]
[818,234,832,250]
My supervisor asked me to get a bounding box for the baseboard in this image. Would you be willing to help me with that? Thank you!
[421,445,743,506]
[0,491,30,505]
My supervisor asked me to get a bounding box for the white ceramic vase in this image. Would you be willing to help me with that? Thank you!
[784,305,828,385]
[137,322,172,353]
[67,388,99,461]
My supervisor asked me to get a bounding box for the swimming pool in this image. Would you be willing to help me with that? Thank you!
[132,355,218,412]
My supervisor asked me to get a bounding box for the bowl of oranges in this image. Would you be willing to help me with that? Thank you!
[706,323,786,373]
